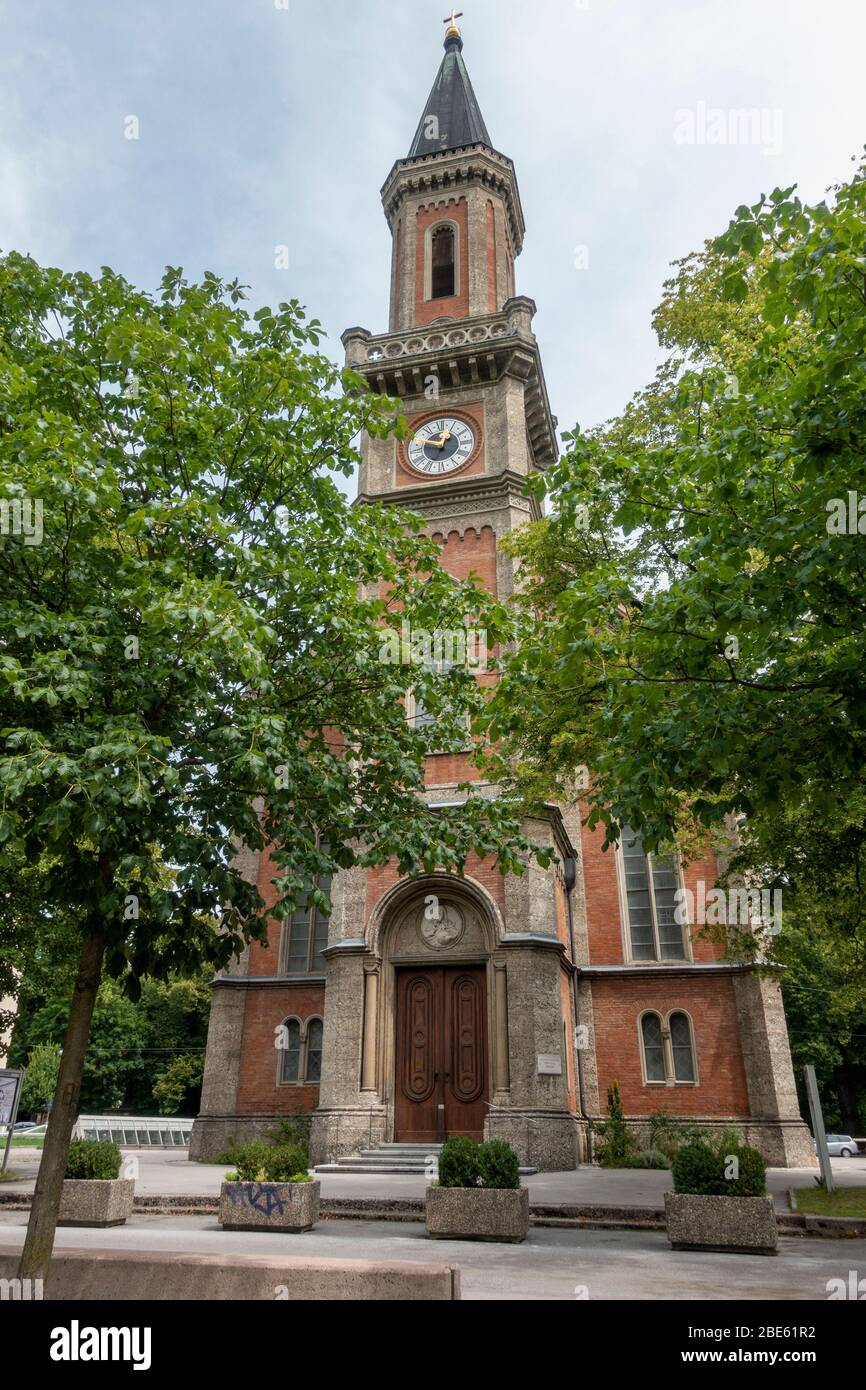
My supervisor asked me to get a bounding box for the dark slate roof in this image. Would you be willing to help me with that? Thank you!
[407,32,492,160]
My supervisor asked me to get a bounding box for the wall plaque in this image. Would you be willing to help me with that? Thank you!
[537,1054,562,1075]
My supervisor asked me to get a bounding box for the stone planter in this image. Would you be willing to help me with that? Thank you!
[665,1193,778,1255]
[58,1179,135,1228]
[219,1180,320,1233]
[426,1185,529,1244]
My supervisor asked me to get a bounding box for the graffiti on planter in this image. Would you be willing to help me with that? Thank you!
[225,1183,287,1218]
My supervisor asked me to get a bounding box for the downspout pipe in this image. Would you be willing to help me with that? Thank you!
[563,855,592,1164]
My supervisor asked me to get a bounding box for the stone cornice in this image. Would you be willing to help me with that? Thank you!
[356,468,541,526]
[343,300,557,470]
[578,962,775,980]
[381,144,525,254]
[211,974,326,989]
[500,933,565,953]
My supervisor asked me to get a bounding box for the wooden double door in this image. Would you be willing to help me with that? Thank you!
[394,965,488,1143]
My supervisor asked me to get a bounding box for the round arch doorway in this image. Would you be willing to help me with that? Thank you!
[373,877,501,1147]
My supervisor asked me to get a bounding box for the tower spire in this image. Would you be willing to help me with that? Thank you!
[407,16,492,160]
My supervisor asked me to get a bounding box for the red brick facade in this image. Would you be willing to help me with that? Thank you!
[194,30,810,1171]
[591,974,750,1116]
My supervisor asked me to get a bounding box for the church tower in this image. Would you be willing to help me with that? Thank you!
[312,15,581,1169]
[191,17,814,1173]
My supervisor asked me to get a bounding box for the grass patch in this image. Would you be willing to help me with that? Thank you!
[792,1185,866,1218]
[5,1137,43,1149]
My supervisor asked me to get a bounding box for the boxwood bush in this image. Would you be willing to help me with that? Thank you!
[438,1136,521,1189]
[478,1139,520,1189]
[438,1136,481,1188]
[65,1140,122,1181]
[672,1138,767,1196]
[228,1141,309,1182]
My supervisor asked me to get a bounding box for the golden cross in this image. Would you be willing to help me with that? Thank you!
[443,10,463,34]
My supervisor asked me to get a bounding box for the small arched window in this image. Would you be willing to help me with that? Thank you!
[278,1016,324,1086]
[279,1019,301,1083]
[669,1011,696,1082]
[431,226,456,299]
[640,1012,666,1083]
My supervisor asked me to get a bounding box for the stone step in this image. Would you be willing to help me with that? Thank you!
[314,1162,435,1174]
[314,1140,537,1177]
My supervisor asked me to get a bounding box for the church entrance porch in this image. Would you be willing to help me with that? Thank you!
[394,964,488,1143]
[309,872,584,1171]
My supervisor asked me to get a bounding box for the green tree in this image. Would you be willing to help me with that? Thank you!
[0,253,543,1278]
[15,977,148,1112]
[486,158,866,869]
[718,798,866,1132]
[20,1041,60,1117]
[9,970,213,1116]
[151,1054,205,1116]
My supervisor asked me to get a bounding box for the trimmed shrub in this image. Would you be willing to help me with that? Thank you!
[264,1144,309,1182]
[478,1139,520,1190]
[65,1140,122,1181]
[438,1137,522,1189]
[672,1138,766,1197]
[438,1136,482,1188]
[228,1141,273,1183]
[227,1141,309,1183]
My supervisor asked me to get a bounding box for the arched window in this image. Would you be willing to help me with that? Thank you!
[278,1016,324,1086]
[669,1011,696,1082]
[280,868,332,975]
[640,1012,666,1083]
[279,1018,301,1083]
[619,825,686,961]
[639,1010,698,1085]
[306,1018,323,1083]
[431,225,456,299]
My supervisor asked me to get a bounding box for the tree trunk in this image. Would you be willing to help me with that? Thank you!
[17,928,106,1282]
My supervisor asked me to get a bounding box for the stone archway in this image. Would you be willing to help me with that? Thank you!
[372,877,509,1146]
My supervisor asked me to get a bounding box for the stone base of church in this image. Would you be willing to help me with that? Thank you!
[309,1107,389,1167]
[189,1114,290,1163]
[614,1116,816,1169]
[307,1107,584,1172]
[483,1109,583,1172]
[740,1118,816,1168]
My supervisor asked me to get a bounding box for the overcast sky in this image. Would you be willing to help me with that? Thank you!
[2,0,864,468]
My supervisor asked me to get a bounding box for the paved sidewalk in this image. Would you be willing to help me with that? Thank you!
[0,1211,862,1299]
[3,1146,862,1210]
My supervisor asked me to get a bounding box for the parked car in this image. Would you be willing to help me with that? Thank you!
[815,1134,859,1157]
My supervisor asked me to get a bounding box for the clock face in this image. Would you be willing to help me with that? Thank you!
[406,416,476,476]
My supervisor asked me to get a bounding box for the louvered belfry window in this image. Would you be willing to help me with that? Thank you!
[431,226,456,298]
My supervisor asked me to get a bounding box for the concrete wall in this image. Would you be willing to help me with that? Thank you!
[0,1247,460,1301]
